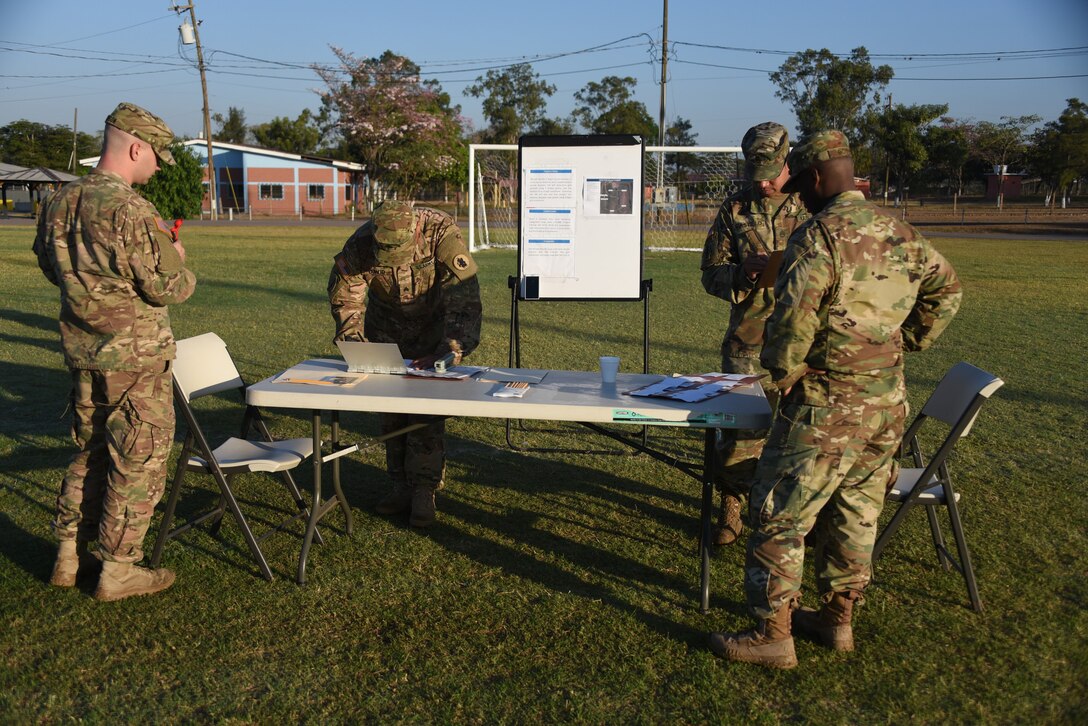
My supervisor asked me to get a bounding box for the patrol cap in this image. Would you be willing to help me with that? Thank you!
[781,130,853,193]
[105,102,176,166]
[371,201,417,264]
[741,122,789,181]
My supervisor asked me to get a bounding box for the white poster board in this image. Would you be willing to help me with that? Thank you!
[518,135,644,300]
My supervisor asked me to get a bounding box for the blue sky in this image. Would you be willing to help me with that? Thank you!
[3,0,1086,148]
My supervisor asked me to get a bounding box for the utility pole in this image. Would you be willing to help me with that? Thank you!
[68,108,78,172]
[656,0,668,194]
[173,2,217,220]
[658,0,668,147]
[882,93,892,206]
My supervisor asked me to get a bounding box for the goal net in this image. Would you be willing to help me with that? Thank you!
[468,144,744,252]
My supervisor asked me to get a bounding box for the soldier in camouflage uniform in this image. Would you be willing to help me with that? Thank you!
[328,200,482,528]
[710,130,962,668]
[33,102,196,601]
[700,122,808,546]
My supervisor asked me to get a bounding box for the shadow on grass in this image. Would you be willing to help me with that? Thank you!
[0,511,53,585]
[420,434,748,644]
[150,453,388,582]
[193,278,326,306]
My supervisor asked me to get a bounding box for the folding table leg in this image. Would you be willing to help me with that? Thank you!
[331,412,354,535]
[700,428,715,614]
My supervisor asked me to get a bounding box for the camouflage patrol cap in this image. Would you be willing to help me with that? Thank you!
[741,122,790,181]
[781,130,853,193]
[371,201,417,264]
[105,102,176,166]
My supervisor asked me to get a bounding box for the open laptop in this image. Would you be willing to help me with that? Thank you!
[336,340,409,375]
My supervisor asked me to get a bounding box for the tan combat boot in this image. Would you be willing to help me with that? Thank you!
[409,486,436,528]
[709,606,797,669]
[792,591,858,652]
[375,481,414,515]
[94,560,176,602]
[49,540,100,587]
[713,493,744,546]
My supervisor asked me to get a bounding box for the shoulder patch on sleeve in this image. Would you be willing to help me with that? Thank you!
[436,229,478,281]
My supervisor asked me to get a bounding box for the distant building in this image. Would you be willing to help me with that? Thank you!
[83,140,365,217]
[984,168,1023,200]
[854,178,871,199]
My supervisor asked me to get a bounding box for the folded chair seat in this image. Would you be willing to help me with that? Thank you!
[887,469,960,504]
[187,437,314,474]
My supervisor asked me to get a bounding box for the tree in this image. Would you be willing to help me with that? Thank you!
[923,118,972,196]
[971,114,1041,172]
[869,103,948,202]
[212,106,248,145]
[384,86,468,199]
[664,116,701,182]
[1027,99,1088,205]
[571,76,658,140]
[251,109,323,154]
[971,114,1041,205]
[770,47,894,142]
[533,116,575,136]
[0,119,99,171]
[315,48,466,205]
[140,143,205,219]
[464,63,556,143]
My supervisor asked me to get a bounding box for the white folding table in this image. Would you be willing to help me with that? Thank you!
[246,359,772,611]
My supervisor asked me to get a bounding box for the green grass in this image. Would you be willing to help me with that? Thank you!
[1,223,1085,723]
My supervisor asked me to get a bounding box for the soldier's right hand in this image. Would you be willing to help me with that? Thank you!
[742,254,769,281]
[172,240,187,265]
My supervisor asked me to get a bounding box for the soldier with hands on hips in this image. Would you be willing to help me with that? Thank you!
[328,200,482,528]
[710,130,963,668]
[34,102,196,601]
[700,122,808,546]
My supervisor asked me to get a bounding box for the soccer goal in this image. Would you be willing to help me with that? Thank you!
[468,143,744,252]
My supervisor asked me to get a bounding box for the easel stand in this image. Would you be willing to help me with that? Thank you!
[504,276,653,454]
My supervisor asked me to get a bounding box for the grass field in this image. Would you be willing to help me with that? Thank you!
[1,223,1086,723]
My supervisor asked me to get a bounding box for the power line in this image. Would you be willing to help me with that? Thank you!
[669,58,1088,82]
[671,41,1088,62]
[52,13,176,45]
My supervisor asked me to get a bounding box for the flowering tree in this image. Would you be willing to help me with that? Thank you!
[314,48,466,206]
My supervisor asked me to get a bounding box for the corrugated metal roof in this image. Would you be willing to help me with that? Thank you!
[80,139,364,171]
[0,165,78,183]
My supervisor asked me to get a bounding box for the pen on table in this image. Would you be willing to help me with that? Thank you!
[282,378,335,386]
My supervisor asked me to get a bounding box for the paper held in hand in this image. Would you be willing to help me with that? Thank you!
[625,373,764,402]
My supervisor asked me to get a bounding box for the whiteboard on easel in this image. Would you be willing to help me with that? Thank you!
[517,135,644,300]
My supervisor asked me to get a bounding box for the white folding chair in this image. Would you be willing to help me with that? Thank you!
[150,332,317,580]
[873,362,1004,612]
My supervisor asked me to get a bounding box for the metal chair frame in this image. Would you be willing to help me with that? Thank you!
[150,333,319,580]
[873,362,1004,612]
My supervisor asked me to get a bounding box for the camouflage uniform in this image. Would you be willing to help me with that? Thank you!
[33,104,195,564]
[700,123,808,497]
[744,131,962,620]
[328,203,482,492]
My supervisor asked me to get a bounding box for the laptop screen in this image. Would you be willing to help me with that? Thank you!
[335,341,409,375]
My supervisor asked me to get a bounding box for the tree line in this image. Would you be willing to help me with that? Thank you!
[3,46,1085,212]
